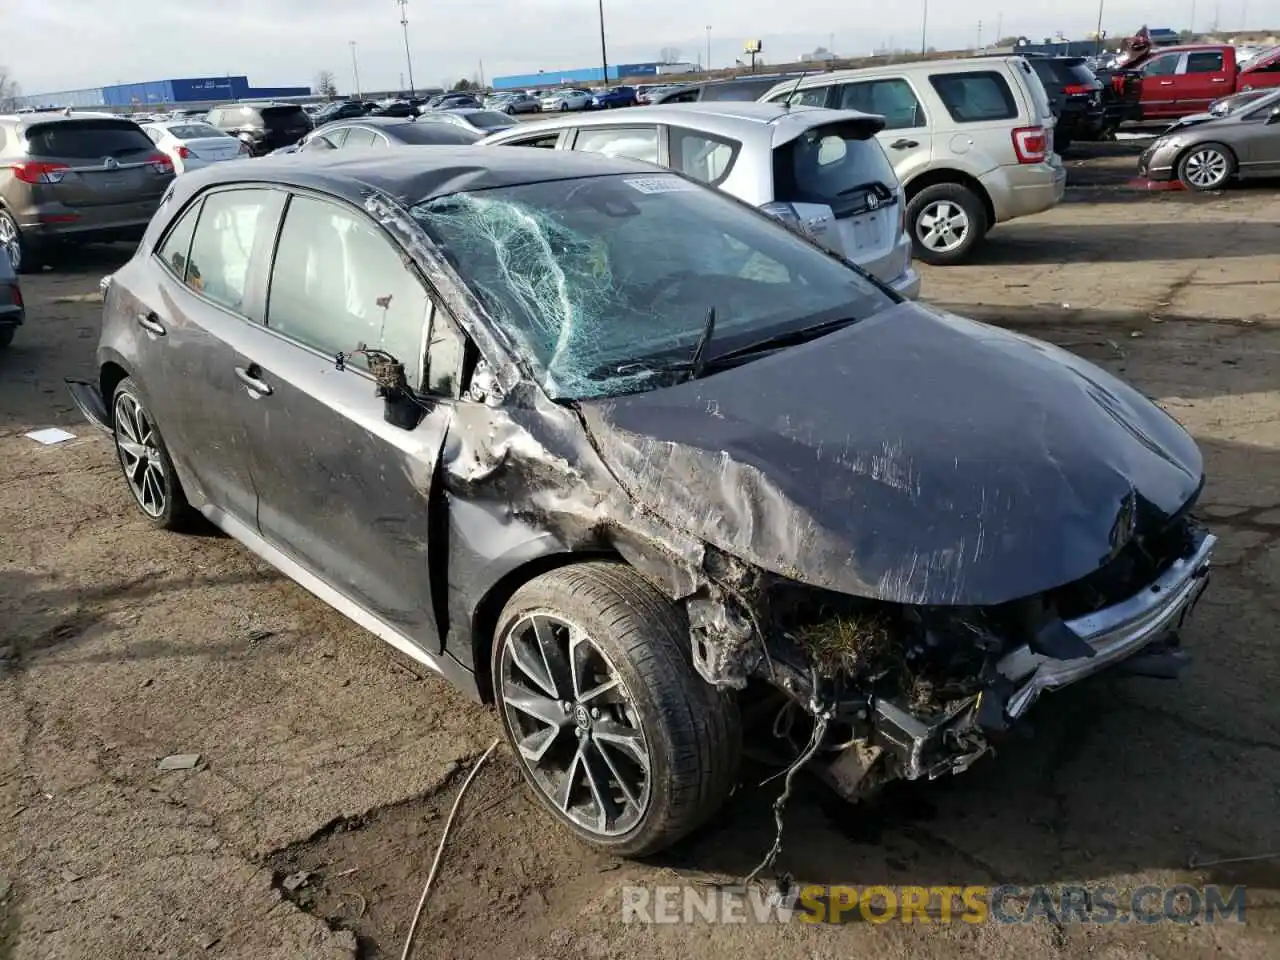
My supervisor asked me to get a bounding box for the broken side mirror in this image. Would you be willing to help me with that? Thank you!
[336,347,428,429]
[368,352,428,429]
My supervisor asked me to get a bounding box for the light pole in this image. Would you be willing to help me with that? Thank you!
[597,0,610,87]
[920,0,929,54]
[1096,0,1106,55]
[349,41,362,99]
[706,25,712,71]
[396,0,416,96]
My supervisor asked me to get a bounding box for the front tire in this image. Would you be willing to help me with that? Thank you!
[492,562,741,857]
[111,377,194,530]
[559,102,569,112]
[907,182,989,265]
[1178,142,1235,191]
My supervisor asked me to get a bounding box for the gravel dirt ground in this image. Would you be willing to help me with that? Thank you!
[1,140,1278,960]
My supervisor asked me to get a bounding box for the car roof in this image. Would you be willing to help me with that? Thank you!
[325,116,427,127]
[480,101,884,147]
[176,145,665,206]
[0,112,140,131]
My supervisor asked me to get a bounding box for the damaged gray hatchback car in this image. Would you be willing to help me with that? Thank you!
[68,148,1215,857]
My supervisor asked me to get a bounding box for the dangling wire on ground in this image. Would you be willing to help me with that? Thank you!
[400,738,502,960]
[744,676,833,885]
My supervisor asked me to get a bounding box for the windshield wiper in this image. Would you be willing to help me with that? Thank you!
[688,305,716,379]
[606,306,718,383]
[702,315,863,364]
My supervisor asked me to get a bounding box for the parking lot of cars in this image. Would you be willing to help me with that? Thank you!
[1,131,1279,958]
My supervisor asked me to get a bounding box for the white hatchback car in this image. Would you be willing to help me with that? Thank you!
[143,120,249,175]
[478,102,921,298]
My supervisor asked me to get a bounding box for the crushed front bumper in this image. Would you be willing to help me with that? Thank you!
[835,529,1216,790]
[997,530,1216,719]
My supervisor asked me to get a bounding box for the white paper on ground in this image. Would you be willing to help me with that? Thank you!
[25,428,77,445]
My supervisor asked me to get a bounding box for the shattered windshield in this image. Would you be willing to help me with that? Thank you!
[410,173,893,400]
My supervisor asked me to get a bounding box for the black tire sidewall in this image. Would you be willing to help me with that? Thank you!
[111,376,188,529]
[907,183,988,265]
[0,210,28,274]
[1178,143,1235,192]
[491,563,738,856]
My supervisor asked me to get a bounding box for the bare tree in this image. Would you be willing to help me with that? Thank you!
[452,78,473,91]
[314,69,338,99]
[0,66,21,111]
[658,47,682,64]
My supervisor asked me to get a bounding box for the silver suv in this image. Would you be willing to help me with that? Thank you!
[478,102,920,298]
[761,57,1065,264]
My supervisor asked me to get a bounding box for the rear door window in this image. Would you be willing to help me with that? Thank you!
[25,121,155,159]
[837,78,926,129]
[341,127,378,149]
[155,201,201,281]
[929,71,1019,122]
[186,189,286,317]
[500,132,562,148]
[774,86,832,106]
[670,128,739,185]
[572,126,660,164]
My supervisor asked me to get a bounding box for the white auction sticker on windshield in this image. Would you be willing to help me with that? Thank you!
[623,176,697,194]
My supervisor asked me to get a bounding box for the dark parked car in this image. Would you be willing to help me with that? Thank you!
[0,113,175,272]
[0,252,23,347]
[312,100,369,126]
[287,116,482,153]
[589,85,638,109]
[649,74,803,104]
[69,148,1215,857]
[206,102,313,156]
[1138,87,1280,190]
[1023,56,1105,151]
[369,100,418,118]
[426,93,483,110]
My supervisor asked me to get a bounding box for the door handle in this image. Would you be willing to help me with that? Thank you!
[891,138,919,149]
[1210,77,1228,82]
[1158,80,1174,85]
[136,312,165,336]
[234,364,272,396]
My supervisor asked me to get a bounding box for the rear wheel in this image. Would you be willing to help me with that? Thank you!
[0,327,13,350]
[1178,143,1236,191]
[907,182,988,265]
[0,209,30,274]
[111,377,194,531]
[492,562,741,857]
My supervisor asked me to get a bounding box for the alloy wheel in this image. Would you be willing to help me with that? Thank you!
[114,391,168,518]
[1183,148,1229,189]
[917,200,970,254]
[498,612,651,837]
[0,214,20,272]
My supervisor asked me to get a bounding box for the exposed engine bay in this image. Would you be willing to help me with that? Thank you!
[686,513,1215,803]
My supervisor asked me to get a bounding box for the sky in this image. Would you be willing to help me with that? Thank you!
[3,0,1258,96]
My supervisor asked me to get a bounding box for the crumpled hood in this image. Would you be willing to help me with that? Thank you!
[577,303,1203,606]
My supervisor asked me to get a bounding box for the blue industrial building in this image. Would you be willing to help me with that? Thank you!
[13,75,311,110]
[492,61,672,91]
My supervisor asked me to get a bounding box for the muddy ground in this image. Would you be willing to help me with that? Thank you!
[1,140,1278,959]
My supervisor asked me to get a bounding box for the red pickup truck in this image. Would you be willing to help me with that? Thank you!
[1115,43,1280,121]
